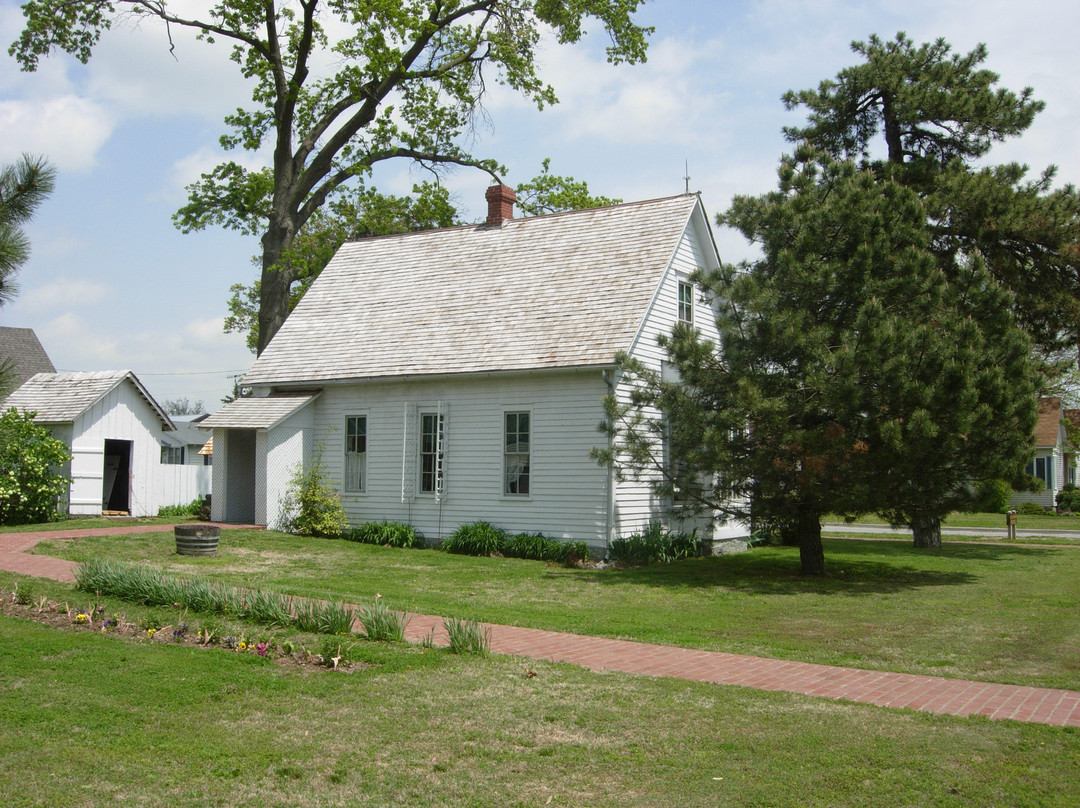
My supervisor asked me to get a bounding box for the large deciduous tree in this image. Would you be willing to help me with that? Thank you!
[604,148,1038,575]
[782,32,1080,353]
[11,1,651,354]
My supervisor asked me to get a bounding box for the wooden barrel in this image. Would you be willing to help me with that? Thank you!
[175,524,221,556]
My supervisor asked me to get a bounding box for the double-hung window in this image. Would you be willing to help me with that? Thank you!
[345,415,367,492]
[160,445,184,465]
[504,412,530,496]
[1026,456,1053,489]
[420,412,444,495]
[678,280,694,325]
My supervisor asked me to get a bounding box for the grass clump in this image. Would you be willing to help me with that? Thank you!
[357,597,410,641]
[443,617,489,654]
[75,559,355,636]
[440,521,507,556]
[345,521,425,548]
[609,520,708,565]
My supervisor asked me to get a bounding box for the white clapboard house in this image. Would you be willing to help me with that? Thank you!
[202,186,750,551]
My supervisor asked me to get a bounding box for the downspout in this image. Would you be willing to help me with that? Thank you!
[602,368,617,558]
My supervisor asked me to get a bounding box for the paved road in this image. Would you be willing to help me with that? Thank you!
[823,522,1080,540]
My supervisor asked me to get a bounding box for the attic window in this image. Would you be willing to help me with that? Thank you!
[678,281,694,325]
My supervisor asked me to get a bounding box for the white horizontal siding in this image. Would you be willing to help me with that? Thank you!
[309,371,612,546]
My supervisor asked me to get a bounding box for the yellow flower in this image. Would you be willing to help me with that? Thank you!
[74,613,88,624]
[147,628,156,637]
[238,641,247,651]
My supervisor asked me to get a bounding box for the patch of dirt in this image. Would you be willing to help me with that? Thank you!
[0,588,370,674]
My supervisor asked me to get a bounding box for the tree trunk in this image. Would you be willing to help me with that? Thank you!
[256,219,297,356]
[796,505,825,576]
[911,515,942,549]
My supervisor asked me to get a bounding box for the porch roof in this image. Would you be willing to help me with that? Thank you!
[200,392,320,431]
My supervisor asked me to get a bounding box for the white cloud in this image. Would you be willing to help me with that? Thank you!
[14,278,110,315]
[0,97,115,171]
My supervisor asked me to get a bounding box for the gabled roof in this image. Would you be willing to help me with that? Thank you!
[199,392,320,430]
[0,327,55,390]
[243,194,706,386]
[1034,396,1064,448]
[3,370,174,429]
[161,420,211,447]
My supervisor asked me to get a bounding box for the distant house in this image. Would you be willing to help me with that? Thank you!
[202,187,750,551]
[3,370,178,516]
[0,326,56,393]
[1010,396,1076,510]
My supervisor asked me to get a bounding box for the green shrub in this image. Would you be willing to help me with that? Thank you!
[1056,484,1080,513]
[0,407,71,526]
[441,521,507,556]
[278,456,347,538]
[971,479,1012,514]
[157,497,204,518]
[1016,501,1049,516]
[346,521,425,548]
[502,531,590,564]
[610,520,707,565]
[443,617,490,654]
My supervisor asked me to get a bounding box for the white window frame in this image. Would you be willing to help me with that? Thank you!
[419,411,445,496]
[344,414,367,493]
[678,280,694,325]
[503,410,531,498]
[160,445,184,465]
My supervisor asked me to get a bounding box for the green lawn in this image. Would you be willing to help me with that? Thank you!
[0,516,191,533]
[1,612,1077,808]
[32,528,1080,689]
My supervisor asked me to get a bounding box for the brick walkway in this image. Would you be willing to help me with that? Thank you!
[3,526,1079,728]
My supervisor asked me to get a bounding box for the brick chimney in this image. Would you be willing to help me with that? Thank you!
[485,183,516,227]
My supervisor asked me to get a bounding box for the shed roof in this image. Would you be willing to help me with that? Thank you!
[199,392,320,430]
[0,327,55,391]
[242,194,705,386]
[3,370,174,429]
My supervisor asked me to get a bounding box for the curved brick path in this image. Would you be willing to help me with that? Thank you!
[3,525,1079,728]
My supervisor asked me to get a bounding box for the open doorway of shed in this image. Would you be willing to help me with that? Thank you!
[102,439,132,515]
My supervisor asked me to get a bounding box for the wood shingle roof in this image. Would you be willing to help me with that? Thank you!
[242,194,703,386]
[3,370,174,428]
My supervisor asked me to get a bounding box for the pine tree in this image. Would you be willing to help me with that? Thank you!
[783,32,1080,353]
[606,148,1038,573]
[0,154,55,306]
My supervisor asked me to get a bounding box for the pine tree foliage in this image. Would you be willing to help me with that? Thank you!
[11,1,652,355]
[783,32,1080,352]
[604,148,1039,574]
[0,154,55,306]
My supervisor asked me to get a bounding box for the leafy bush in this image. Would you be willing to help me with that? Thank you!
[502,531,590,564]
[441,521,507,555]
[157,497,204,518]
[278,457,347,538]
[1016,501,1049,516]
[609,520,707,565]
[1056,484,1080,514]
[0,407,71,525]
[346,521,425,548]
[972,479,1012,514]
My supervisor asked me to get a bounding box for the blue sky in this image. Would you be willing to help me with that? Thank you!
[1,0,1078,409]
